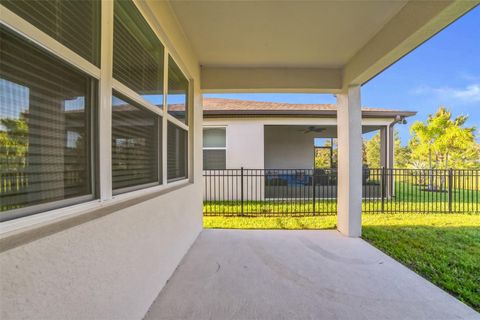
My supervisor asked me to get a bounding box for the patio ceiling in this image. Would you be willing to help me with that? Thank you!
[166,0,478,92]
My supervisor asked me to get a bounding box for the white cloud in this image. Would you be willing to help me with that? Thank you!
[412,83,480,103]
[459,73,480,82]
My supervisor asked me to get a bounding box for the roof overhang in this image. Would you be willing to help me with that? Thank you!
[203,110,417,119]
[166,0,478,92]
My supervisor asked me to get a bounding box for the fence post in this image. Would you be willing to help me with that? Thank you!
[241,167,244,215]
[312,169,316,215]
[381,167,385,212]
[448,168,453,212]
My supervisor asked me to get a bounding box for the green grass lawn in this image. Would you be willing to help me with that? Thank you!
[204,213,480,311]
[204,182,479,215]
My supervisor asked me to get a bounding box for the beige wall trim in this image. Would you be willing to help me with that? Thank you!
[343,0,479,88]
[201,66,342,93]
[0,182,191,254]
[98,0,114,201]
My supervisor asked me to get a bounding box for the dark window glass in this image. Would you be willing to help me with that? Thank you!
[167,122,187,181]
[0,28,94,216]
[112,95,159,191]
[113,0,164,107]
[167,56,188,124]
[2,0,100,65]
[203,150,226,170]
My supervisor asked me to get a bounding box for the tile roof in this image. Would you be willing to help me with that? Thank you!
[202,98,416,118]
[92,98,416,118]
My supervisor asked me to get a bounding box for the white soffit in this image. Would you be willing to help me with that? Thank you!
[167,0,478,91]
[169,0,408,67]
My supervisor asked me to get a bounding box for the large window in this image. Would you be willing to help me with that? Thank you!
[1,0,191,221]
[167,56,188,124]
[0,28,95,218]
[2,0,101,65]
[203,128,226,170]
[112,95,160,192]
[111,0,165,191]
[167,123,188,181]
[113,0,164,107]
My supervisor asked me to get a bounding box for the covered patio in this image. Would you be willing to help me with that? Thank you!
[1,1,478,319]
[145,229,478,320]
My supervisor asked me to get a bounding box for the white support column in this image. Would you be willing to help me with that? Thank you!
[336,85,362,237]
[387,124,395,197]
[380,125,394,197]
[380,126,387,168]
[387,124,394,169]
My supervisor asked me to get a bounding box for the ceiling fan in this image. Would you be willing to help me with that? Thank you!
[299,126,325,134]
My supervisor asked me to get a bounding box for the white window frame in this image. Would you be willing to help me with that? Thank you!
[0,0,194,228]
[164,53,191,182]
[203,126,227,170]
[110,91,162,195]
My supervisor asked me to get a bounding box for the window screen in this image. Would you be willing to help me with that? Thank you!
[2,0,100,65]
[167,122,187,181]
[0,28,94,215]
[112,95,160,191]
[167,56,188,124]
[113,0,164,107]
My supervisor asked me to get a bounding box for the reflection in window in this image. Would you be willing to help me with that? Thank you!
[167,56,188,124]
[0,28,93,215]
[167,122,187,181]
[113,0,164,107]
[203,128,226,170]
[2,0,100,65]
[112,95,160,191]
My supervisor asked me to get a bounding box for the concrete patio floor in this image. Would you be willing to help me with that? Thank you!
[145,229,479,320]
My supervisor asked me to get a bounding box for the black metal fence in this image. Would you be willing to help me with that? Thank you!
[203,168,479,216]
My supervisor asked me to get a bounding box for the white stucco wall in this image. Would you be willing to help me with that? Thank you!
[0,2,203,319]
[226,121,265,169]
[203,120,264,201]
[204,117,394,171]
[264,126,318,169]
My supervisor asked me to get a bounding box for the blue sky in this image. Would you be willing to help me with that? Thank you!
[205,6,480,146]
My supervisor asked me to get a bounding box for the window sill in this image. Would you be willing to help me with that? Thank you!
[0,179,191,253]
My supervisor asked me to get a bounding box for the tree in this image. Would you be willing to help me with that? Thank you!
[394,130,411,168]
[363,129,410,168]
[364,134,380,168]
[314,139,337,168]
[409,106,478,169]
